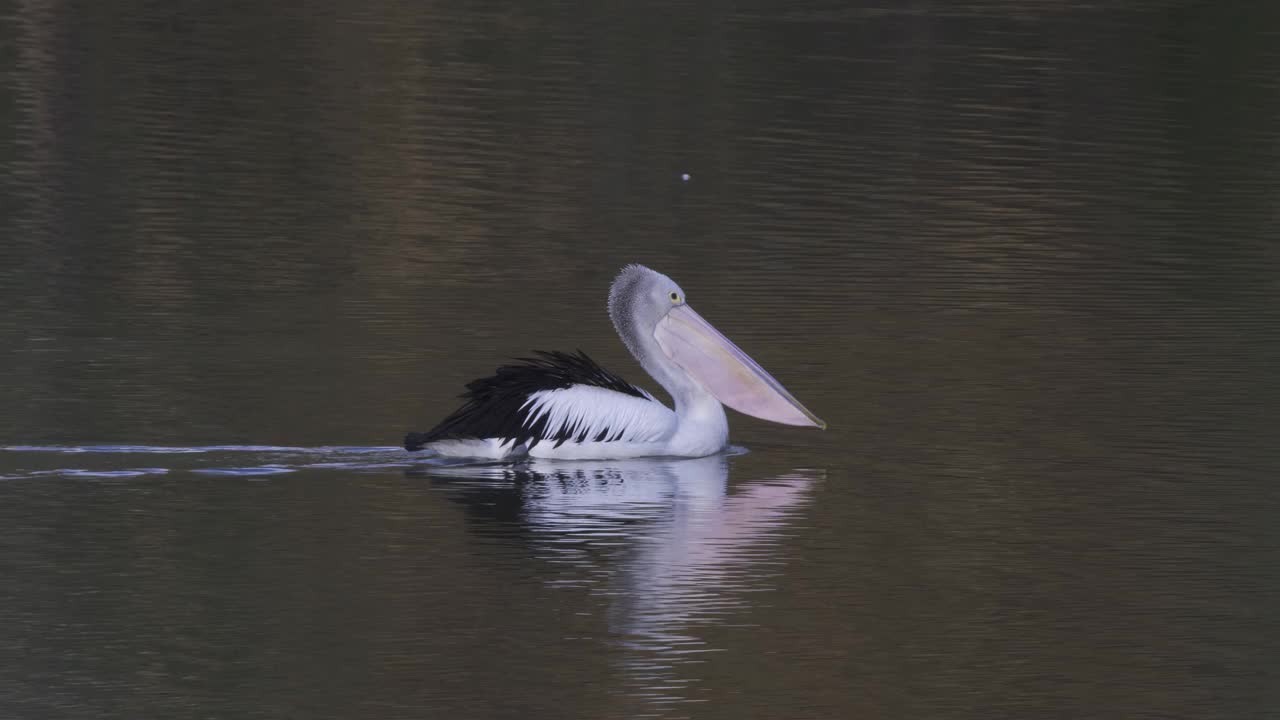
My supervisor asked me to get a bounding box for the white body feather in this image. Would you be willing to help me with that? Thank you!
[424,384,728,460]
[427,438,525,460]
[520,384,724,459]
[524,386,668,440]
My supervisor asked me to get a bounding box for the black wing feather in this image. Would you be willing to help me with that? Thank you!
[404,350,647,451]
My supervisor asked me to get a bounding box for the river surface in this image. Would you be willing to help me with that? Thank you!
[2,3,1279,718]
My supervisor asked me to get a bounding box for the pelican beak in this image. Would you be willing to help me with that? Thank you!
[654,304,826,429]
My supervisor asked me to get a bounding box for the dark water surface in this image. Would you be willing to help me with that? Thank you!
[3,2,1280,718]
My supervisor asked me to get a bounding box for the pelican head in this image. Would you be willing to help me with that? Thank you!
[607,264,825,430]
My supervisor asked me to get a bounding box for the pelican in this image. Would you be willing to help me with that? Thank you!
[403,264,825,459]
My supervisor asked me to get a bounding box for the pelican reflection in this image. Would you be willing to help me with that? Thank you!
[420,453,818,708]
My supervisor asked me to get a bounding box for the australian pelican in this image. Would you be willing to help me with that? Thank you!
[404,264,824,459]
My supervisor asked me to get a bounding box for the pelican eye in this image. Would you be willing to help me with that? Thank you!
[669,291,681,303]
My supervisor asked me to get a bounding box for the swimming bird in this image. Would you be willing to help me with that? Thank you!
[403,264,824,459]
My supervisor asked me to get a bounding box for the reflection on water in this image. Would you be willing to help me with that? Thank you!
[423,454,817,712]
[0,447,819,717]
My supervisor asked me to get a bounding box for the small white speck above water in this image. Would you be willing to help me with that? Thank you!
[680,173,690,182]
